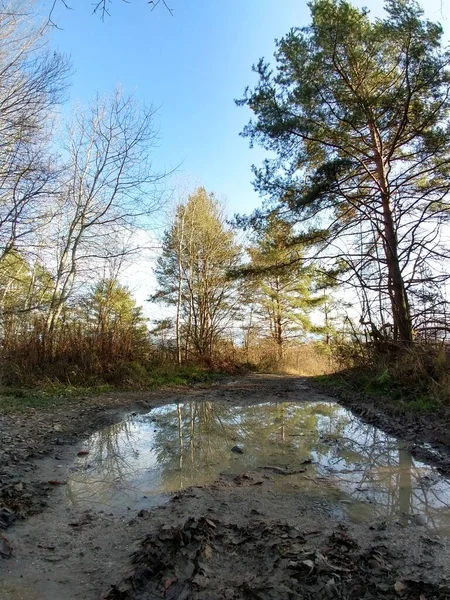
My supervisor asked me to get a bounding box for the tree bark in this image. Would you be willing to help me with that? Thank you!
[371,122,413,343]
[380,191,413,342]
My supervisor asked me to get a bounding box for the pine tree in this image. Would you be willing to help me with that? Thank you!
[238,0,450,342]
[245,214,324,359]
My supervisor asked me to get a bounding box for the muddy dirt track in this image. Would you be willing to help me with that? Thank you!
[1,374,450,600]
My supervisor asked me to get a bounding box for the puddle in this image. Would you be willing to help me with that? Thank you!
[67,400,450,534]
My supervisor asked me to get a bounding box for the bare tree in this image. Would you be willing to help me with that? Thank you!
[48,0,174,26]
[42,88,165,357]
[0,0,70,265]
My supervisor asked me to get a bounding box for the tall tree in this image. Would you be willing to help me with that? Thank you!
[43,88,163,358]
[238,0,450,343]
[0,0,69,264]
[153,188,241,361]
[245,214,324,359]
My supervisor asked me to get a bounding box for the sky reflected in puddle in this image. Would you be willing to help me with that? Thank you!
[67,400,450,534]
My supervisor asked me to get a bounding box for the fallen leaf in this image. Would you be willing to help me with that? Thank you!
[302,559,315,573]
[0,536,12,558]
[163,577,177,591]
[324,578,338,599]
[202,517,216,529]
[394,581,406,595]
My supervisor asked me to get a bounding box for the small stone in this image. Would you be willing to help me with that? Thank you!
[414,514,427,526]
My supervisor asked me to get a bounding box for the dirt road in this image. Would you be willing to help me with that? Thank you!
[1,375,450,599]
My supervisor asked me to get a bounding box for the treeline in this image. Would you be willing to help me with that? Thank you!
[2,0,450,396]
[0,1,165,385]
[1,0,333,387]
[152,187,336,371]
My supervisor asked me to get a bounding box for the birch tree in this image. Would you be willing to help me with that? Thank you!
[43,89,164,357]
[153,188,241,361]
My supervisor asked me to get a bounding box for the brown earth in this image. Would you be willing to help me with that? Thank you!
[1,374,450,600]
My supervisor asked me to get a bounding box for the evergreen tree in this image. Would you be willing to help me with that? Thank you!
[87,279,149,360]
[238,0,450,342]
[245,214,324,358]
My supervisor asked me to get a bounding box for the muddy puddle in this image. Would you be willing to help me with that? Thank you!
[67,400,450,534]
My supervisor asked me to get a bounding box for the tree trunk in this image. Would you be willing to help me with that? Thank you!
[275,277,283,360]
[371,123,413,343]
[380,191,413,343]
[176,215,184,365]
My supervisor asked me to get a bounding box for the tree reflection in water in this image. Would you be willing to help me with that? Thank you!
[66,400,450,535]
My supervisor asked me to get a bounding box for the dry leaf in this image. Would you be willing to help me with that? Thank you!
[202,518,216,529]
[302,559,315,574]
[163,577,177,591]
[394,581,406,595]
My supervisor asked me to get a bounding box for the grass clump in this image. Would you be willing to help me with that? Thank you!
[315,342,450,413]
[109,362,223,389]
[0,362,225,414]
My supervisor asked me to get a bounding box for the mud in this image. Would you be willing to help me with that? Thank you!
[1,375,450,599]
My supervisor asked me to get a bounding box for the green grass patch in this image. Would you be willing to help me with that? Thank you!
[398,394,441,413]
[310,374,351,390]
[0,383,113,413]
[145,364,222,388]
[312,368,444,414]
[109,361,224,389]
[0,363,225,414]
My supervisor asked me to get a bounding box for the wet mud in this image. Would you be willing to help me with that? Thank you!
[1,375,450,599]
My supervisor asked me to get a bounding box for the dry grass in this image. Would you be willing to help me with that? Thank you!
[331,340,450,409]
[240,341,338,377]
[277,345,338,376]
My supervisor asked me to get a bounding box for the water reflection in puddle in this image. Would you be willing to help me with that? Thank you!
[67,401,450,534]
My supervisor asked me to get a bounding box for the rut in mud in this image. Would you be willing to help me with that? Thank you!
[2,375,450,600]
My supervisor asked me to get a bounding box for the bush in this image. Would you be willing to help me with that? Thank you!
[336,341,450,407]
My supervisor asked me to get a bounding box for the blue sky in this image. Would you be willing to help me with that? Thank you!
[45,0,449,219]
[41,0,449,315]
[46,0,309,218]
